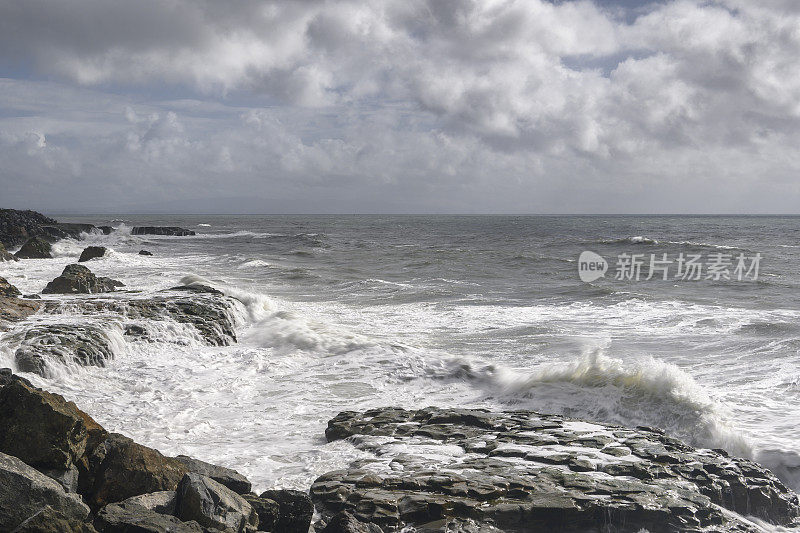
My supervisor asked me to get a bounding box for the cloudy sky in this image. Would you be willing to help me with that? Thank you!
[1,0,799,214]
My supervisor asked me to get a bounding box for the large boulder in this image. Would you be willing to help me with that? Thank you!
[241,494,279,532]
[117,491,177,515]
[0,378,106,472]
[95,500,204,533]
[312,407,800,532]
[15,236,52,259]
[0,296,42,328]
[85,433,189,509]
[0,452,90,531]
[139,249,154,256]
[132,226,195,236]
[13,324,118,376]
[78,246,108,262]
[259,489,314,533]
[42,264,123,294]
[0,242,17,261]
[0,275,21,297]
[175,473,258,532]
[174,455,252,495]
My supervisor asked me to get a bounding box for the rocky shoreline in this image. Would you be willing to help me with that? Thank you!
[1,209,799,532]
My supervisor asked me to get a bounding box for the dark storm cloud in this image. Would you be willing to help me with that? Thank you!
[0,0,799,213]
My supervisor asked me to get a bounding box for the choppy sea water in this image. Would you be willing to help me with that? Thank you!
[1,215,799,498]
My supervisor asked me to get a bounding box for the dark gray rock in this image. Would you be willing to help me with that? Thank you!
[259,489,313,533]
[95,501,204,533]
[42,264,123,294]
[97,226,113,235]
[10,505,98,533]
[312,407,800,532]
[13,324,118,375]
[175,473,258,532]
[241,494,279,532]
[39,465,80,493]
[43,291,238,346]
[132,226,196,236]
[0,208,58,248]
[321,511,384,533]
[15,236,52,258]
[139,249,154,256]
[0,275,21,297]
[0,242,17,262]
[0,452,90,531]
[78,246,108,262]
[174,455,252,495]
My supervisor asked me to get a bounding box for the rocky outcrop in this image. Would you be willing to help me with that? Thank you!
[0,372,272,532]
[12,324,119,376]
[312,407,800,532]
[0,275,21,297]
[0,209,59,248]
[0,242,17,261]
[132,226,196,236]
[15,236,53,258]
[0,209,101,249]
[78,246,108,262]
[174,455,252,495]
[139,249,153,256]
[42,264,124,294]
[0,452,91,531]
[175,473,259,532]
[260,489,314,533]
[43,290,239,346]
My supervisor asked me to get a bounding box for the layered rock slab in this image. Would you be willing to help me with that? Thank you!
[312,407,800,532]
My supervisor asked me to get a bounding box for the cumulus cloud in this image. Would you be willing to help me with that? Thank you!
[0,0,799,212]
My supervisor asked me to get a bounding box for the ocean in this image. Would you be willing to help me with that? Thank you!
[1,214,799,495]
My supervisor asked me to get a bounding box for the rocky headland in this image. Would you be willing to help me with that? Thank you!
[0,208,799,532]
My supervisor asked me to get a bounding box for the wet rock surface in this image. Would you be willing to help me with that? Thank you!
[78,246,108,262]
[312,407,800,532]
[42,289,239,346]
[132,226,196,236]
[12,323,119,375]
[15,236,53,258]
[43,264,124,294]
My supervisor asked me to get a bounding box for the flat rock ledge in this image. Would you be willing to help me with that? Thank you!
[311,407,800,532]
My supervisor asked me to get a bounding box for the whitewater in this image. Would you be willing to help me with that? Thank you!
[1,214,799,500]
